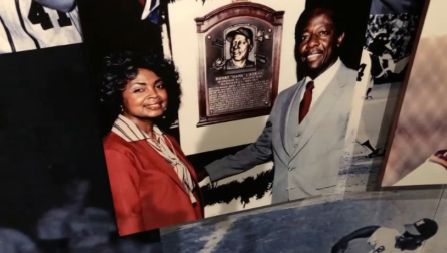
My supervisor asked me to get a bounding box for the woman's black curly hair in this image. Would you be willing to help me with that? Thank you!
[99,51,181,131]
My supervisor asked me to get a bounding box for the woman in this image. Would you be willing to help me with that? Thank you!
[100,51,203,236]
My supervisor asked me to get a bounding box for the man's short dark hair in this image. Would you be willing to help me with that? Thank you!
[294,4,344,42]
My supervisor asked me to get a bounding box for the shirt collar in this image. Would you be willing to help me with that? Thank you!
[111,114,162,142]
[304,58,341,86]
[302,59,341,102]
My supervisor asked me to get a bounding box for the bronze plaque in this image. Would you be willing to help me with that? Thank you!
[195,2,284,126]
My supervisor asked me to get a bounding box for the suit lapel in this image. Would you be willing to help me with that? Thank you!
[289,67,348,162]
[279,81,304,157]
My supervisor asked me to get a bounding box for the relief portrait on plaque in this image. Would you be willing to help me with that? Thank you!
[213,26,257,73]
[195,2,284,126]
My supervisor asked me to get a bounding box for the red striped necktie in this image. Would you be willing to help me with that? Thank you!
[299,80,314,123]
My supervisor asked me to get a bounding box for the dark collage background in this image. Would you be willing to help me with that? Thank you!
[0,0,163,252]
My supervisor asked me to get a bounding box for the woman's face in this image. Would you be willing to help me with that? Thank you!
[121,68,168,122]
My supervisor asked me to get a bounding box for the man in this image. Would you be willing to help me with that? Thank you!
[331,218,438,253]
[203,5,357,203]
[0,0,82,54]
[224,27,255,70]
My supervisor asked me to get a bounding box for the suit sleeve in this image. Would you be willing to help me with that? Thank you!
[205,118,273,181]
[104,149,144,235]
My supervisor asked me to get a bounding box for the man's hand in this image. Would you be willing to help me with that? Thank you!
[196,167,209,182]
[198,176,211,188]
[196,168,211,188]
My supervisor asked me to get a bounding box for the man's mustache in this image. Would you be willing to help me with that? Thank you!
[302,48,323,57]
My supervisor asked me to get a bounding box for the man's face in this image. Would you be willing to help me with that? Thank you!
[230,34,251,61]
[297,10,344,78]
[395,232,423,250]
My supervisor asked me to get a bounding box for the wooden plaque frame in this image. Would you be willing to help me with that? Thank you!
[195,2,284,126]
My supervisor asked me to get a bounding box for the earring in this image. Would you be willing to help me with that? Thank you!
[161,106,167,119]
[120,105,124,112]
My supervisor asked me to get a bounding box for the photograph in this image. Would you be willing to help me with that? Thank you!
[381,0,447,187]
[0,0,163,250]
[161,189,446,252]
[80,0,373,233]
[0,0,82,54]
[338,0,427,191]
[168,0,372,219]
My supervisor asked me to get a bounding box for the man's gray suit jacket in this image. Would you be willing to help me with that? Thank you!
[205,63,357,203]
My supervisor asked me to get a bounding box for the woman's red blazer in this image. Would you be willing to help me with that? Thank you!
[103,132,203,236]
